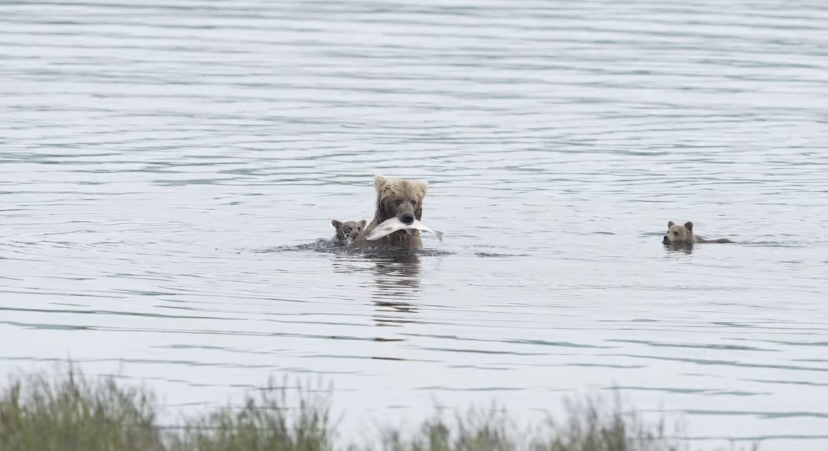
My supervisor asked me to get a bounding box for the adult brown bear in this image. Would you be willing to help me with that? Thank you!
[351,175,429,250]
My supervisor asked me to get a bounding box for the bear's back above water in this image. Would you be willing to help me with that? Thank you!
[662,221,733,245]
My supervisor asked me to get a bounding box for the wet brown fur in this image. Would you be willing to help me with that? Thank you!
[662,221,733,245]
[351,175,429,250]
[331,219,367,246]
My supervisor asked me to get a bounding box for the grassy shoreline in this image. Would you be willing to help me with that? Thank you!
[0,363,756,451]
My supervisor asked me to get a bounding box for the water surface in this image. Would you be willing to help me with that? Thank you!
[2,1,828,449]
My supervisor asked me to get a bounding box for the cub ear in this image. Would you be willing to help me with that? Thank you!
[373,175,390,192]
[684,221,693,231]
[331,220,343,228]
[668,221,675,227]
[359,219,367,228]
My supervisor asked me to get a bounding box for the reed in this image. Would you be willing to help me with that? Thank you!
[0,364,757,451]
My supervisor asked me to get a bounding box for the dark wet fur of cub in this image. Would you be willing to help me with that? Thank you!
[331,219,367,247]
[662,221,733,245]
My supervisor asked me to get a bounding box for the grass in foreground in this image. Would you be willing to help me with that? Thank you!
[0,365,162,451]
[0,364,757,451]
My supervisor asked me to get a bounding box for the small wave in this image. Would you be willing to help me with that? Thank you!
[474,252,529,258]
[256,239,345,255]
[255,240,452,257]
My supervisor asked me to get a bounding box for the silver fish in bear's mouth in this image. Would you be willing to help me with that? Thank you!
[366,217,444,242]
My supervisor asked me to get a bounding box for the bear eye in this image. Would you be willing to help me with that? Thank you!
[395,199,403,206]
[412,200,417,207]
[672,231,678,236]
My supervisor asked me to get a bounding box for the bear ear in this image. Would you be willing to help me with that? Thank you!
[331,220,343,228]
[684,221,693,231]
[668,221,675,228]
[374,175,390,192]
[413,179,429,195]
[359,219,367,228]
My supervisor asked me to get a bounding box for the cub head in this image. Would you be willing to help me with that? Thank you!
[662,221,694,245]
[373,175,429,225]
[332,219,367,244]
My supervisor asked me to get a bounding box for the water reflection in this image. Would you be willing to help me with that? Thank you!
[663,243,694,255]
[331,250,421,332]
[367,251,421,329]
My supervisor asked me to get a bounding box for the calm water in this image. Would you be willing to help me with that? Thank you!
[2,0,828,449]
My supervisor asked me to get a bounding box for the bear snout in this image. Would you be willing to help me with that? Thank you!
[400,213,415,224]
[662,236,670,245]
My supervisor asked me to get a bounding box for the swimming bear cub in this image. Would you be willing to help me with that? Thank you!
[331,219,367,246]
[662,221,733,245]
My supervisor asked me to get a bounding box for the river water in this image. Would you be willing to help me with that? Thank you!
[1,1,827,449]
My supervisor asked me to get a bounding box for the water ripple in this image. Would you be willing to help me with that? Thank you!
[2,1,828,450]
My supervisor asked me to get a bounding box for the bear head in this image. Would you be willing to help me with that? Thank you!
[332,219,367,244]
[663,220,694,245]
[373,175,429,225]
